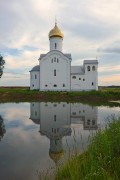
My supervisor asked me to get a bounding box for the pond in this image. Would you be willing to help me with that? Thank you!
[0,102,120,180]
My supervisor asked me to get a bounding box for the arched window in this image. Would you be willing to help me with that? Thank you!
[92,66,95,71]
[54,57,56,62]
[87,66,90,71]
[55,43,57,49]
[72,76,76,79]
[54,69,56,76]
[54,115,56,121]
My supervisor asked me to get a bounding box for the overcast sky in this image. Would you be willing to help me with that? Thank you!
[0,0,120,86]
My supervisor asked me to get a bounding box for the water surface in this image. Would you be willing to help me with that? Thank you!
[0,102,120,180]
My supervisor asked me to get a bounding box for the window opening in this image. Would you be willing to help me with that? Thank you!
[54,57,56,62]
[92,66,95,71]
[72,76,76,79]
[35,74,37,79]
[87,66,90,71]
[54,69,56,76]
[53,84,57,87]
[54,115,56,121]
[55,43,57,49]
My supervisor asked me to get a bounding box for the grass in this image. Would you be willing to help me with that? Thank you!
[56,117,120,180]
[0,87,120,105]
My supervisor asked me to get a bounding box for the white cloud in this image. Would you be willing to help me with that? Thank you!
[0,0,120,86]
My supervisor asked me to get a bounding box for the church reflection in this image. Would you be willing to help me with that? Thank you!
[30,102,98,164]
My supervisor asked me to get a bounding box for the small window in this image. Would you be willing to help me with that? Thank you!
[35,74,37,79]
[79,78,81,80]
[54,57,56,62]
[83,78,85,81]
[92,82,94,86]
[92,66,95,71]
[54,129,56,133]
[87,66,90,71]
[55,43,57,49]
[35,111,37,116]
[72,112,76,115]
[57,58,59,63]
[63,84,65,87]
[53,84,57,87]
[87,119,90,125]
[45,84,48,87]
[92,120,95,125]
[54,115,56,121]
[54,69,56,76]
[32,84,34,87]
[51,59,53,63]
[72,76,76,79]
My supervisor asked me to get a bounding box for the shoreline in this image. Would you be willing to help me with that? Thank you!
[0,87,120,106]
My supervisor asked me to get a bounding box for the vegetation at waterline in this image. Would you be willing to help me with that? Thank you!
[0,87,120,105]
[56,118,120,180]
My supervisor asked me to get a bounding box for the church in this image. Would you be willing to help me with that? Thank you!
[30,22,98,91]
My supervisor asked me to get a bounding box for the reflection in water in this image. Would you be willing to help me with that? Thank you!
[30,102,98,164]
[0,115,6,141]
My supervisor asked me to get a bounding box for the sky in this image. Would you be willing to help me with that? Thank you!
[0,0,120,86]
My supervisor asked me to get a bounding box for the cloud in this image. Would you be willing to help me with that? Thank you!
[0,0,120,86]
[98,47,120,54]
[99,73,120,86]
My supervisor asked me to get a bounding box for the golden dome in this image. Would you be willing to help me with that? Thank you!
[49,151,64,164]
[49,23,64,39]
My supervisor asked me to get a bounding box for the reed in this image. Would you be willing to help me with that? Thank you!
[56,117,120,180]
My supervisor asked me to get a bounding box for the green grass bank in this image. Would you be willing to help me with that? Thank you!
[56,118,120,180]
[0,87,120,105]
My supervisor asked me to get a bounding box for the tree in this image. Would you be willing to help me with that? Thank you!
[0,115,6,141]
[0,54,5,78]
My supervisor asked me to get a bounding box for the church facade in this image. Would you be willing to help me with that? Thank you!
[30,23,98,91]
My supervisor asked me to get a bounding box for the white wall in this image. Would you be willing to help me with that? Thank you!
[71,63,98,91]
[49,37,63,52]
[40,51,71,91]
[30,71,40,90]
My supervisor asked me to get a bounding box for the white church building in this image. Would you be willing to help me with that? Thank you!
[30,22,98,91]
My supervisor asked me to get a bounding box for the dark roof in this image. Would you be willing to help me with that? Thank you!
[84,60,98,64]
[30,65,40,72]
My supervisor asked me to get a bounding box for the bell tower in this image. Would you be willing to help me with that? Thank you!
[49,21,64,52]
